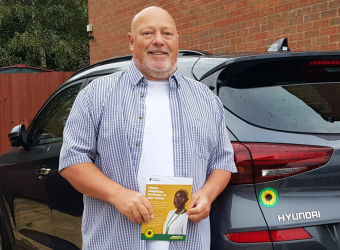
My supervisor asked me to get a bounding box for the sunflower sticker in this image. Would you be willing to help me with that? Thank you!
[259,188,279,207]
[144,228,155,239]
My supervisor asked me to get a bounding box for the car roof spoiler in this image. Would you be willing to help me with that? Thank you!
[266,38,291,53]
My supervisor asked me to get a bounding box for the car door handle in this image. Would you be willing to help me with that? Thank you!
[36,168,51,176]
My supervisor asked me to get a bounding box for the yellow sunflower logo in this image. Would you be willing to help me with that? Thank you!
[144,228,155,239]
[259,188,278,207]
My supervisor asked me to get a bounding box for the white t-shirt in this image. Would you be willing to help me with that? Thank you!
[137,80,174,250]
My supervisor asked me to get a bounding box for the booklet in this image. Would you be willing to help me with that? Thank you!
[141,176,193,241]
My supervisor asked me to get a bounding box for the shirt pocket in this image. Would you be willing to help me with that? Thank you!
[190,117,212,160]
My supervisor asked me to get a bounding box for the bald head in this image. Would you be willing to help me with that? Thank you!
[127,6,179,80]
[131,7,177,35]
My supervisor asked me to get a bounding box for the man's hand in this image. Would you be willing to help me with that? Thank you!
[187,188,211,222]
[111,187,154,224]
[186,169,232,223]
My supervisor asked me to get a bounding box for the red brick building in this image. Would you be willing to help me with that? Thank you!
[88,0,340,64]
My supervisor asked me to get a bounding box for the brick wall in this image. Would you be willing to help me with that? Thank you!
[88,0,340,64]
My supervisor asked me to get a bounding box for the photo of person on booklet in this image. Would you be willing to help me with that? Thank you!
[163,189,189,235]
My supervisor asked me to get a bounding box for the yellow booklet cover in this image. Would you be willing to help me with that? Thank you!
[141,176,193,241]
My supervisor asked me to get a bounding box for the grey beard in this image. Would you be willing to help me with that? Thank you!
[134,57,177,80]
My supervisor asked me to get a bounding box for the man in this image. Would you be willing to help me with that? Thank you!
[59,6,237,250]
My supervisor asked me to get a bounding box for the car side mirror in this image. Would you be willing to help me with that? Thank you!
[8,124,27,147]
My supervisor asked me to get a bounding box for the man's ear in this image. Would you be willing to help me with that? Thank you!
[128,32,134,52]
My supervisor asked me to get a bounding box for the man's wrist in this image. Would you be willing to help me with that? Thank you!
[201,169,232,203]
[106,182,124,206]
[200,186,215,204]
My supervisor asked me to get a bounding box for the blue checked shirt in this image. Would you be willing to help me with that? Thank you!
[59,61,237,250]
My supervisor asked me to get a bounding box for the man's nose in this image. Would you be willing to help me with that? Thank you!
[153,32,165,46]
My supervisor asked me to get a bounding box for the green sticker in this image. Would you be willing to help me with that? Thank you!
[144,228,155,239]
[259,188,279,207]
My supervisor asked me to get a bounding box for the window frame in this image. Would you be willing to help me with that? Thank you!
[26,80,86,146]
[84,76,102,88]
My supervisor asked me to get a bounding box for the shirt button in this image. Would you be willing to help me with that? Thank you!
[139,116,143,119]
[140,94,144,98]
[136,143,140,147]
[142,79,146,83]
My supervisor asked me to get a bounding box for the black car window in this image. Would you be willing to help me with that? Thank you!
[219,58,340,134]
[29,84,81,145]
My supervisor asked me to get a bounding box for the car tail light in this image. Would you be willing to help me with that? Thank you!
[229,142,253,184]
[230,142,333,184]
[225,228,312,243]
[270,228,312,242]
[309,60,340,66]
[225,231,270,243]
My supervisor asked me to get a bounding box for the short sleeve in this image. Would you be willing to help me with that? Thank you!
[206,96,237,176]
[59,87,98,172]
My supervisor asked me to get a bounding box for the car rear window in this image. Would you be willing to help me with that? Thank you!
[219,58,340,134]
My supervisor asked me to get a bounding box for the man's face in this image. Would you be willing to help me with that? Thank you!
[128,9,179,80]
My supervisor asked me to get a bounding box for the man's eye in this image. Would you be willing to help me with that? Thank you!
[165,32,171,36]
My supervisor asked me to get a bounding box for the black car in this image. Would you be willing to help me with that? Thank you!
[1,39,340,250]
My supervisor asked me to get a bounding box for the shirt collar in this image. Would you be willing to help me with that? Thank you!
[127,60,181,88]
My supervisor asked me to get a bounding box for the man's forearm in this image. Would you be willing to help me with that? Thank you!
[60,162,122,204]
[201,169,231,203]
[60,162,154,224]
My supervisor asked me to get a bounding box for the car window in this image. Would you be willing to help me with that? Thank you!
[220,83,340,134]
[30,84,81,145]
[219,58,340,134]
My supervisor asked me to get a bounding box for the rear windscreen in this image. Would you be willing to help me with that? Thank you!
[219,58,340,133]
